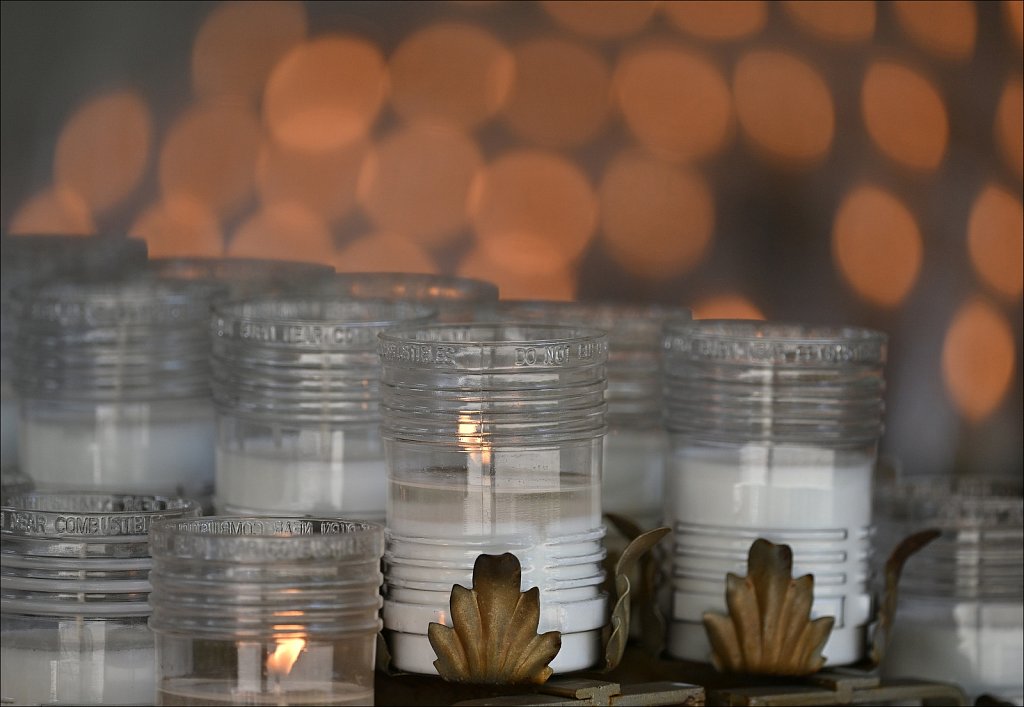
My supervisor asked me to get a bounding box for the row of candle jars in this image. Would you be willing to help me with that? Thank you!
[4,254,499,504]
[4,319,894,693]
[14,260,1014,700]
[1,492,385,706]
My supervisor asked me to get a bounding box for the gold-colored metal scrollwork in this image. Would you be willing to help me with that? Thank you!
[428,553,561,685]
[703,538,834,676]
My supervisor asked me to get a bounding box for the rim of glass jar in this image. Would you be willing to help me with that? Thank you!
[663,319,887,367]
[1,492,202,540]
[13,276,226,327]
[493,300,689,343]
[378,322,608,371]
[148,516,385,564]
[328,271,499,303]
[148,256,335,282]
[213,297,437,350]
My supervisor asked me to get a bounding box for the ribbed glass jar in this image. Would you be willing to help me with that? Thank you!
[1,234,148,470]
[328,272,499,322]
[662,320,887,667]
[487,301,687,528]
[210,298,434,519]
[148,516,384,706]
[0,492,200,706]
[148,258,335,299]
[378,323,609,675]
[14,277,225,498]
[0,466,33,504]
[878,478,1023,703]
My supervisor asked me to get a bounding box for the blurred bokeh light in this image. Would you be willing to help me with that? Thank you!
[191,0,308,102]
[54,90,151,214]
[389,22,513,131]
[967,184,1024,300]
[614,45,732,163]
[541,0,657,39]
[159,102,262,218]
[862,60,948,172]
[662,1,767,42]
[358,125,481,248]
[504,37,610,149]
[263,36,387,152]
[599,151,714,280]
[893,0,976,61]
[8,187,95,235]
[733,49,834,167]
[832,184,923,307]
[692,294,765,320]
[229,201,332,262]
[782,0,875,43]
[942,297,1016,423]
[131,194,223,258]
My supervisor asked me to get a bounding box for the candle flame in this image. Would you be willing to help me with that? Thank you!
[266,637,305,676]
[458,413,492,465]
[457,415,478,442]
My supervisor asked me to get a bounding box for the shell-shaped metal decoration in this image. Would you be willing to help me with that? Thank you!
[703,538,834,676]
[427,552,561,685]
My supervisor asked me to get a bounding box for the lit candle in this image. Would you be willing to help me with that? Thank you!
[662,321,887,666]
[149,517,384,706]
[156,638,361,706]
[379,323,610,675]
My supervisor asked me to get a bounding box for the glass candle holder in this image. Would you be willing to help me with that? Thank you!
[0,491,201,706]
[662,321,887,666]
[488,301,688,529]
[878,478,1024,703]
[13,277,225,498]
[378,323,609,675]
[328,272,499,322]
[148,516,384,706]
[211,298,434,518]
[1,234,148,470]
[148,257,335,299]
[0,465,33,504]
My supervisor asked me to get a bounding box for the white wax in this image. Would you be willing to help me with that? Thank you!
[666,443,874,666]
[602,426,666,527]
[2,389,17,468]
[20,401,215,497]
[216,450,385,519]
[884,598,1024,704]
[0,624,156,706]
[385,469,607,674]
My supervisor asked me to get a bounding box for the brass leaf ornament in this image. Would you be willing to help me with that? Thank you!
[602,519,671,671]
[868,528,941,667]
[703,538,835,676]
[427,553,561,685]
